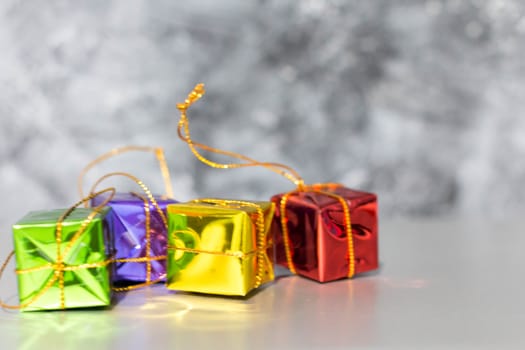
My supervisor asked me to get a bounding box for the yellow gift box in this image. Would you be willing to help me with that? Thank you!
[166,199,275,296]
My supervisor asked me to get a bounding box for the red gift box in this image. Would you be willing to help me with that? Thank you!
[271,184,378,283]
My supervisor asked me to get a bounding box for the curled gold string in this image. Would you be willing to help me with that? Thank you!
[0,188,116,310]
[176,84,305,190]
[169,199,270,288]
[176,85,355,279]
[78,145,174,204]
[89,172,169,291]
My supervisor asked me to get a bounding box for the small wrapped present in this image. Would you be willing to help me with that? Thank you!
[9,191,114,311]
[79,146,177,288]
[272,183,378,282]
[91,192,176,284]
[166,199,275,296]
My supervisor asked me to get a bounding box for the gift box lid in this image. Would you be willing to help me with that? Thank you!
[12,207,112,266]
[13,207,110,228]
[273,186,376,210]
[167,200,272,215]
[167,200,274,255]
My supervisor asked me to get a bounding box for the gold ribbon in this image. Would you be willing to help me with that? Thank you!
[168,199,270,288]
[176,84,355,278]
[176,84,305,189]
[77,145,174,202]
[89,172,170,292]
[0,188,116,310]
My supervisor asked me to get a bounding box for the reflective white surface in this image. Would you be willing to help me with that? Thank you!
[1,219,524,349]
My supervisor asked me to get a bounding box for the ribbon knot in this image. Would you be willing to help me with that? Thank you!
[54,262,66,272]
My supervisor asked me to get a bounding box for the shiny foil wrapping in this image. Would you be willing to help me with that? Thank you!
[12,208,113,311]
[91,192,177,283]
[272,187,378,282]
[166,200,275,296]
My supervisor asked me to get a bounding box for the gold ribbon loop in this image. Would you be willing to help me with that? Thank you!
[176,84,305,189]
[90,172,169,291]
[0,188,116,310]
[78,145,174,203]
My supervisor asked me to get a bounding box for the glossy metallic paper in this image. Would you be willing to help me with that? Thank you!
[92,192,177,283]
[12,208,113,311]
[272,186,378,282]
[166,200,275,296]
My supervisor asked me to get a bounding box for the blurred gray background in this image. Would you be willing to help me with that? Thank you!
[1,0,525,225]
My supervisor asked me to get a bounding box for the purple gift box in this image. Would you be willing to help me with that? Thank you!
[92,192,177,283]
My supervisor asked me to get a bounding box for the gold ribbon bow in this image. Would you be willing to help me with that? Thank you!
[0,188,116,310]
[176,84,355,278]
[89,172,170,291]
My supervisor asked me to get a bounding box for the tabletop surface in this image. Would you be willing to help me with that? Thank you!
[1,218,523,350]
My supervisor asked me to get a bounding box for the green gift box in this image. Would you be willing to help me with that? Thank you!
[12,207,114,311]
